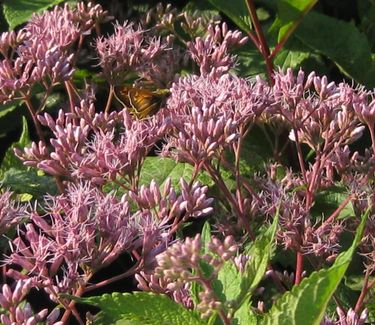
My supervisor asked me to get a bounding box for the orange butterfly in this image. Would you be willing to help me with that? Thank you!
[115,86,169,119]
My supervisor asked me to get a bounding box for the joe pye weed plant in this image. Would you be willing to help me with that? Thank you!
[0,0,374,324]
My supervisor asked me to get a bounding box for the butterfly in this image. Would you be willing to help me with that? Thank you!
[115,86,169,119]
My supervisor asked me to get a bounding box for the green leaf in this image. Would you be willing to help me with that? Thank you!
[216,261,243,302]
[270,0,317,42]
[233,298,259,325]
[1,168,57,199]
[190,221,212,306]
[312,187,355,220]
[295,11,375,87]
[73,292,205,325]
[274,48,310,70]
[237,210,279,306]
[140,157,214,189]
[344,275,374,292]
[358,0,375,51]
[205,0,252,34]
[237,48,267,78]
[104,157,213,198]
[368,297,375,324]
[0,117,30,177]
[0,101,24,134]
[3,0,65,29]
[201,221,212,253]
[262,209,369,325]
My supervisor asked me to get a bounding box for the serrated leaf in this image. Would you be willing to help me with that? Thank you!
[73,292,205,325]
[233,297,258,325]
[295,11,375,87]
[216,261,243,302]
[205,0,252,34]
[262,209,369,325]
[3,0,65,29]
[0,117,30,177]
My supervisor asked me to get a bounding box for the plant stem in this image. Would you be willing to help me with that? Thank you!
[60,284,86,325]
[204,161,255,240]
[270,0,318,59]
[245,0,274,84]
[85,261,142,293]
[292,128,308,184]
[65,80,77,114]
[295,250,303,285]
[316,194,353,233]
[21,92,45,142]
[355,268,371,313]
[368,123,375,154]
[105,84,115,114]
[220,157,262,204]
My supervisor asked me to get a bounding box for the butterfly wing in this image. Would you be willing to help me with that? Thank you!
[118,87,161,119]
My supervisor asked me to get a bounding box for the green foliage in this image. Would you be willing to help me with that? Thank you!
[206,0,375,87]
[0,102,24,136]
[205,0,252,34]
[240,213,279,300]
[74,292,205,325]
[104,156,214,196]
[2,0,65,29]
[1,168,57,199]
[139,157,197,188]
[312,186,355,220]
[74,213,280,324]
[261,209,368,325]
[270,0,317,42]
[0,117,30,176]
[216,261,243,302]
[274,48,311,70]
[0,117,57,199]
[201,221,212,253]
[295,11,375,87]
[236,47,267,78]
[0,2,373,324]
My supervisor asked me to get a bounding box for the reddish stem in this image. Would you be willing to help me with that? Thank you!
[85,261,142,293]
[60,285,86,325]
[354,269,371,313]
[295,250,304,285]
[204,162,255,240]
[245,0,274,84]
[21,93,45,142]
[316,194,353,233]
[221,157,262,204]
